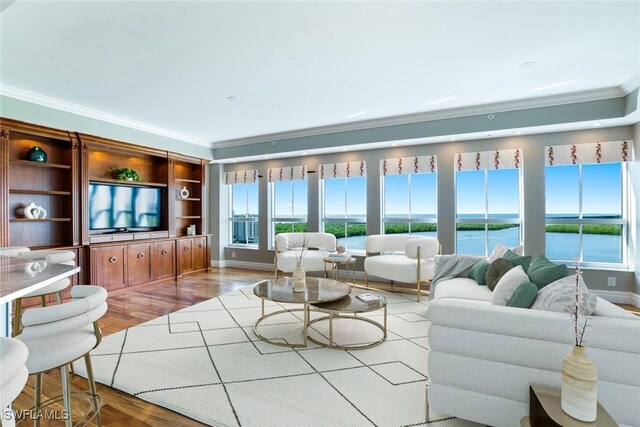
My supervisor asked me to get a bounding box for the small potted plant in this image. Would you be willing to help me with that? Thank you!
[108,166,143,182]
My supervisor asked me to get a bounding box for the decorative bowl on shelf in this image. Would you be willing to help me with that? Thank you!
[26,146,47,163]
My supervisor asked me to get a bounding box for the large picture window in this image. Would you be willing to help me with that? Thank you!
[544,141,629,265]
[320,161,367,252]
[455,149,522,255]
[269,166,308,245]
[226,169,259,246]
[381,155,437,237]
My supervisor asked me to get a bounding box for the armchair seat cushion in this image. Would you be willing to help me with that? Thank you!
[276,250,330,273]
[364,254,434,283]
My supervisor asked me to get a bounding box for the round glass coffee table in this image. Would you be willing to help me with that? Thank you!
[253,277,351,348]
[308,289,387,350]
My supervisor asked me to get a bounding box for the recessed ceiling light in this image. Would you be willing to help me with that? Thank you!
[519,61,536,70]
[425,97,456,106]
[514,130,522,135]
[227,96,237,102]
[346,110,369,119]
[449,137,456,141]
[529,80,575,92]
[232,159,237,163]
[593,122,602,127]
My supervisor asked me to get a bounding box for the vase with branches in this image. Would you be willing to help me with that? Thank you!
[290,235,309,292]
[561,258,597,422]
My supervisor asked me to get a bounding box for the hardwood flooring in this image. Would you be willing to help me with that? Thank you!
[11,268,639,426]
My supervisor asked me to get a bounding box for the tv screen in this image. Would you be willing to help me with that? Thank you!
[89,184,162,230]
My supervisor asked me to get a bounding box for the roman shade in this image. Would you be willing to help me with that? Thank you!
[319,161,366,179]
[381,155,437,175]
[267,165,307,182]
[224,169,258,184]
[455,148,522,171]
[545,140,632,166]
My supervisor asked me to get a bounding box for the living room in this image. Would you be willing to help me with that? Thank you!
[1,1,639,427]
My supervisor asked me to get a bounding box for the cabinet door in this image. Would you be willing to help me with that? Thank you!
[193,237,208,271]
[127,243,152,286]
[177,238,194,275]
[153,241,176,281]
[95,245,127,291]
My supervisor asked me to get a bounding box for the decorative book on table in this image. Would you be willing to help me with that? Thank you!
[355,293,380,303]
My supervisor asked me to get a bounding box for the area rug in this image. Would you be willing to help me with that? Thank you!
[75,284,482,427]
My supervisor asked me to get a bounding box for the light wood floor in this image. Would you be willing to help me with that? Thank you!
[11,268,639,426]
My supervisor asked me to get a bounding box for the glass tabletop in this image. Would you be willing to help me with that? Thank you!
[311,289,387,313]
[253,277,351,304]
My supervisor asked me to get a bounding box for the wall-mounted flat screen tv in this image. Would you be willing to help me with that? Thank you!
[89,183,163,230]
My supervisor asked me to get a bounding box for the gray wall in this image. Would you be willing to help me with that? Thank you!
[212,125,636,293]
[632,124,640,297]
[0,95,213,159]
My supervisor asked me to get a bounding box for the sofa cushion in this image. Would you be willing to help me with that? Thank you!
[365,254,434,283]
[432,277,492,302]
[485,258,514,291]
[531,275,597,315]
[468,259,490,286]
[527,255,569,289]
[502,250,532,272]
[491,265,530,306]
[507,282,538,308]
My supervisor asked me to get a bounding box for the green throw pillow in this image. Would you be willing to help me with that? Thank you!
[468,259,490,286]
[502,250,532,272]
[507,281,538,308]
[527,255,569,289]
[486,258,514,291]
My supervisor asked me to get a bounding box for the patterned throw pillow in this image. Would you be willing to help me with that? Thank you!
[488,243,523,262]
[485,258,514,291]
[530,275,597,315]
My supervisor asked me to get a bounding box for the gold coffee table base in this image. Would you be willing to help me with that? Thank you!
[253,303,310,348]
[307,310,387,350]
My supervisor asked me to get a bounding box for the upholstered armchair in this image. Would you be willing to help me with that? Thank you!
[274,232,337,278]
[364,235,440,301]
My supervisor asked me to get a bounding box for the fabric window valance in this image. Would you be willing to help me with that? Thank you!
[455,149,522,171]
[319,161,366,179]
[267,166,307,182]
[545,140,632,166]
[381,155,437,175]
[224,169,258,185]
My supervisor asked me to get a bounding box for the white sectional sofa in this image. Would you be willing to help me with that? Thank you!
[273,232,336,278]
[427,277,640,427]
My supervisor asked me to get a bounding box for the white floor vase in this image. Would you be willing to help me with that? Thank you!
[561,345,598,422]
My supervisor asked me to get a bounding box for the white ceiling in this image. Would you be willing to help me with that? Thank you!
[1,1,639,147]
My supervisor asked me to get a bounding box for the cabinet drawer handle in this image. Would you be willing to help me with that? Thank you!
[150,233,155,238]
[138,253,145,259]
[111,236,117,241]
[184,246,190,251]
[109,256,117,263]
[199,243,204,248]
[162,249,168,255]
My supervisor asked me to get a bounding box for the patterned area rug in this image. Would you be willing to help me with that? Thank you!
[75,284,481,427]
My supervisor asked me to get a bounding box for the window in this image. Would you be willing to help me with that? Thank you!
[320,161,366,252]
[269,166,308,245]
[226,169,259,246]
[455,149,522,256]
[381,155,437,237]
[545,146,628,265]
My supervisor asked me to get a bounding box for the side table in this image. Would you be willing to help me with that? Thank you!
[323,256,357,284]
[521,385,618,426]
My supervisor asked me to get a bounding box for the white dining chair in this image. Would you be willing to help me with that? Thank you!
[0,337,29,427]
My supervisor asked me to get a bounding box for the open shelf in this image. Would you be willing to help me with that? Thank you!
[177,215,201,219]
[10,218,71,222]
[10,159,71,169]
[10,189,72,196]
[177,198,201,201]
[175,178,201,184]
[89,178,167,188]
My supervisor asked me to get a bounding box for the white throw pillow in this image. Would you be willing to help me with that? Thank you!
[488,243,524,262]
[531,275,597,315]
[491,265,529,306]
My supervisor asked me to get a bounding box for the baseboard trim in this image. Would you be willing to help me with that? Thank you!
[632,292,640,309]
[218,260,274,272]
[592,289,638,306]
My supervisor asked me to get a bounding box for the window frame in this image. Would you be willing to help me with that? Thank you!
[320,176,367,253]
[455,168,523,256]
[228,182,259,247]
[381,172,438,236]
[545,162,628,268]
[268,179,308,249]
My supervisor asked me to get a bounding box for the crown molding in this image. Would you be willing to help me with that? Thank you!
[0,84,208,146]
[621,71,640,94]
[211,86,626,149]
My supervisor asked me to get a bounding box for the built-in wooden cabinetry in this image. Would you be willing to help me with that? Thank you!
[0,118,211,301]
